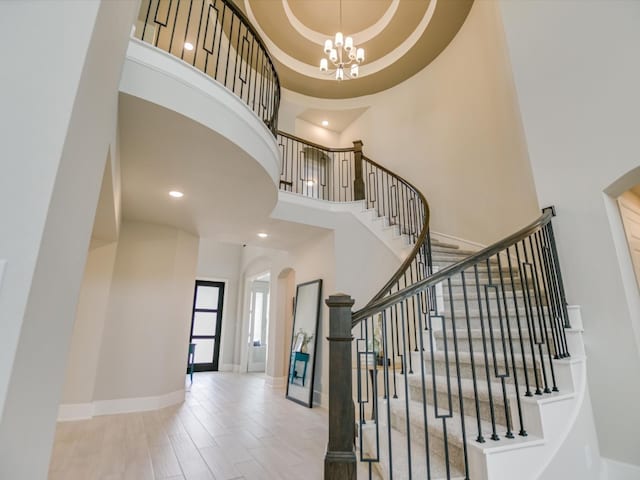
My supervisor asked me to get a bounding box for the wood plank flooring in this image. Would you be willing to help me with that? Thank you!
[48,373,372,479]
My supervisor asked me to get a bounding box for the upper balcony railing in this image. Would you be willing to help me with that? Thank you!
[134,0,280,136]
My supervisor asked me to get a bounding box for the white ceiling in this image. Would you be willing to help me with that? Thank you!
[118,94,330,250]
[298,107,369,133]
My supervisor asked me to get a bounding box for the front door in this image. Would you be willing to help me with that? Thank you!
[188,280,225,372]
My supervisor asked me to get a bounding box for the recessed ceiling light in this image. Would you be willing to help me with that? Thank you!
[169,190,184,198]
[257,232,268,238]
[321,120,329,127]
[184,42,194,51]
[306,180,315,187]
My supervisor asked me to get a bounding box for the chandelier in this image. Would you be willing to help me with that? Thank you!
[319,0,365,81]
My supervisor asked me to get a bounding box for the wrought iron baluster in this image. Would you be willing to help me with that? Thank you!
[496,252,527,437]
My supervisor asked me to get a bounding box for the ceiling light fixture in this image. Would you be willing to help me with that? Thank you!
[257,232,268,238]
[319,0,365,81]
[169,190,184,198]
[321,120,329,127]
[184,42,194,51]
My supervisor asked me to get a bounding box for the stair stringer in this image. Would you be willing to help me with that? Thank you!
[467,312,600,480]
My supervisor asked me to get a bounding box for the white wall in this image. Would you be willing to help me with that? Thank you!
[61,241,118,405]
[499,0,640,467]
[0,1,138,477]
[280,0,540,246]
[196,239,243,369]
[294,118,340,147]
[93,221,198,401]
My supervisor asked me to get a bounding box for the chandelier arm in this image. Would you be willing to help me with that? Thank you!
[328,58,355,68]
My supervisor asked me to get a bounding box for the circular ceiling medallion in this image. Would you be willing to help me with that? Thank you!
[243,0,474,99]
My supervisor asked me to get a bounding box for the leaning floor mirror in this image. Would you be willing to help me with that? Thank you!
[286,279,322,407]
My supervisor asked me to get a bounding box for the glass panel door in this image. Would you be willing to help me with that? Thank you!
[188,280,225,372]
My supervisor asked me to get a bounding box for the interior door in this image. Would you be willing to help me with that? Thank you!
[248,280,269,372]
[188,280,225,372]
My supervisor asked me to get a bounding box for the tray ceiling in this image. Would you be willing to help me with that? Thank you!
[242,0,474,99]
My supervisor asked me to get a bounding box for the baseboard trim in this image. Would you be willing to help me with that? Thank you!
[602,457,640,480]
[57,403,94,422]
[313,389,329,409]
[219,363,243,373]
[58,389,184,421]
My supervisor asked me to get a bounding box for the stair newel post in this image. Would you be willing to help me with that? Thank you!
[353,140,365,201]
[324,294,357,480]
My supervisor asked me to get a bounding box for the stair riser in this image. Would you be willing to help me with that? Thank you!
[428,315,553,331]
[433,261,521,277]
[361,424,461,480]
[424,357,542,390]
[435,336,530,358]
[443,276,525,288]
[435,306,533,321]
[407,381,513,428]
[434,334,562,359]
[443,288,529,300]
[390,410,466,472]
[442,282,532,302]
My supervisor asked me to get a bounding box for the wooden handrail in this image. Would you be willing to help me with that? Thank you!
[352,209,554,323]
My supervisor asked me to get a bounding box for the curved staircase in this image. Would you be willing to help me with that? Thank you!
[275,132,581,480]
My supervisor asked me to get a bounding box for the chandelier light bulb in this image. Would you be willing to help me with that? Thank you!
[350,64,359,78]
[349,50,356,60]
[356,48,365,63]
[336,67,344,81]
[329,48,338,63]
[320,58,328,72]
[334,32,343,48]
[344,36,354,52]
[324,39,333,54]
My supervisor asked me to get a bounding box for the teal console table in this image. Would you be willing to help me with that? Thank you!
[289,351,310,386]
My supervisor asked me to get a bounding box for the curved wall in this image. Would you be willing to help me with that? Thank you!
[121,39,281,189]
[499,0,640,468]
[93,221,198,403]
[281,0,540,246]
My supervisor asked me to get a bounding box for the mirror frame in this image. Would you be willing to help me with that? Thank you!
[285,279,322,408]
